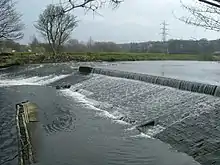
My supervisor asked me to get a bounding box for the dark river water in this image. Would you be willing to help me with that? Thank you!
[0,61,220,165]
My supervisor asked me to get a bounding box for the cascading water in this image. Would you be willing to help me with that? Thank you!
[1,62,220,165]
[86,67,220,97]
[75,69,220,164]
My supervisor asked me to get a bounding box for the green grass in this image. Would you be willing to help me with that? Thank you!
[73,52,210,61]
[0,52,214,68]
[59,52,202,61]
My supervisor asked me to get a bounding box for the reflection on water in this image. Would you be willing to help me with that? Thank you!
[105,61,220,85]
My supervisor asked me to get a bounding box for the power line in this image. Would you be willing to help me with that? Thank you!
[160,21,169,54]
[160,21,169,42]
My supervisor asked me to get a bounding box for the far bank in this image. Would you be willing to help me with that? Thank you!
[0,52,218,68]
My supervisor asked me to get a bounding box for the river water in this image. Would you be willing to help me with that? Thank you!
[0,61,220,165]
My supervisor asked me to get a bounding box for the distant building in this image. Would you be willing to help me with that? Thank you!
[0,47,12,53]
[213,51,220,55]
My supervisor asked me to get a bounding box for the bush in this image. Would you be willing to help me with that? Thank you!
[0,52,13,56]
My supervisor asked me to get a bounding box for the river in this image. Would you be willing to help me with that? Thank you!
[0,61,219,165]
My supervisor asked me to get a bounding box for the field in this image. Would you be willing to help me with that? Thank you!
[0,52,215,68]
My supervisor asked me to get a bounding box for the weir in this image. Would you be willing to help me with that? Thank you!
[78,66,220,97]
[16,101,39,165]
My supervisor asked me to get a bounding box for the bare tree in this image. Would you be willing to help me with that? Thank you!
[34,4,78,55]
[58,0,123,14]
[179,0,220,32]
[0,0,24,40]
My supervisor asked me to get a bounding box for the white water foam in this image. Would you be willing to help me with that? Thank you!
[60,89,102,111]
[0,67,9,71]
[60,86,165,139]
[144,125,166,137]
[27,64,44,71]
[125,126,136,131]
[0,78,36,86]
[76,89,93,96]
[97,110,118,119]
[130,133,152,139]
[60,88,124,121]
[127,125,165,139]
[70,66,78,69]
[0,73,9,78]
[35,74,71,85]
[0,74,70,87]
[114,119,130,125]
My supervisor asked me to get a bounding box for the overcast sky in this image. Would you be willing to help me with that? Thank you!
[16,0,220,44]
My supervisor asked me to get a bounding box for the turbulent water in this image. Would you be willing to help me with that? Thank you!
[0,61,220,165]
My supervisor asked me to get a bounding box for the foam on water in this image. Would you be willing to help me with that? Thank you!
[76,89,93,96]
[60,89,100,109]
[57,76,168,136]
[114,119,131,125]
[0,67,9,71]
[27,64,44,71]
[58,86,159,140]
[130,133,152,139]
[125,126,136,131]
[124,124,165,138]
[0,74,71,87]
[144,125,166,137]
[0,73,9,78]
[59,88,127,123]
[70,66,78,69]
[0,76,40,86]
[35,74,71,85]
[97,110,118,119]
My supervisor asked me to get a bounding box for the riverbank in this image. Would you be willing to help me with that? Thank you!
[0,52,216,68]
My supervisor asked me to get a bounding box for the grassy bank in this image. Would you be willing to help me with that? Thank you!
[0,52,216,68]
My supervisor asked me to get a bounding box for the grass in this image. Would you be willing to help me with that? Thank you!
[0,52,215,68]
[61,52,211,61]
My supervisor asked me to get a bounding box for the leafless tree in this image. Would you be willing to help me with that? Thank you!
[57,0,123,14]
[179,0,220,32]
[34,4,78,55]
[0,0,24,40]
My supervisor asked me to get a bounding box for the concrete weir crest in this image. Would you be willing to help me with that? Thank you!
[79,66,220,97]
[16,101,39,165]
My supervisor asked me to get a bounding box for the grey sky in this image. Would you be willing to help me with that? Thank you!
[17,0,220,44]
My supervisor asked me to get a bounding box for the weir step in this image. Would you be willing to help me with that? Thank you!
[78,66,220,97]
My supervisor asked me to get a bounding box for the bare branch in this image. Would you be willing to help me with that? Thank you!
[199,0,220,8]
[178,0,220,31]
[0,0,24,40]
[57,0,123,14]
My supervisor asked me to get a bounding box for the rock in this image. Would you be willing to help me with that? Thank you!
[138,120,155,127]
[79,66,93,73]
[65,84,71,89]
[136,120,155,133]
[56,85,61,89]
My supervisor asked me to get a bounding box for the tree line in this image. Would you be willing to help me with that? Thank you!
[0,0,220,55]
[2,36,220,55]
